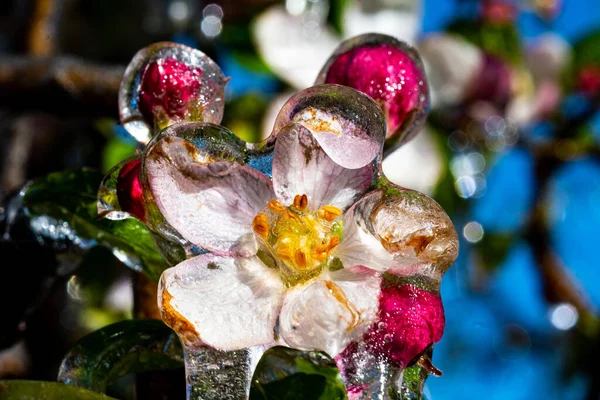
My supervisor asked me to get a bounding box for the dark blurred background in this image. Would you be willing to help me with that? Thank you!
[1,0,600,399]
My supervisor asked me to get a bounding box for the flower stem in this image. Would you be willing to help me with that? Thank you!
[183,345,265,400]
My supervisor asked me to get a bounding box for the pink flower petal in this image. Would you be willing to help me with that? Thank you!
[159,254,284,350]
[271,85,385,169]
[278,267,380,357]
[144,134,274,256]
[272,124,373,211]
[316,34,429,151]
[119,42,227,144]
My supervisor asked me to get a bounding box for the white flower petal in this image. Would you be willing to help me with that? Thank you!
[279,267,380,357]
[159,254,285,351]
[335,200,394,272]
[272,124,373,211]
[145,136,274,255]
[252,6,339,89]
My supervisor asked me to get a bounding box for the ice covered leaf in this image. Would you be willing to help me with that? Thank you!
[23,169,168,281]
[316,34,429,152]
[119,42,227,144]
[250,347,345,400]
[0,381,117,400]
[58,320,183,393]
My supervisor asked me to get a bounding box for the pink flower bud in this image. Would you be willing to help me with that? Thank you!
[365,282,444,368]
[481,0,517,24]
[577,66,600,97]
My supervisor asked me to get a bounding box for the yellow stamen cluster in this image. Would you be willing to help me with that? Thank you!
[252,194,343,284]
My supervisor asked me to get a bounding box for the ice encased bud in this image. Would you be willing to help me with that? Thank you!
[316,34,429,152]
[98,155,145,221]
[119,42,227,145]
[116,158,146,222]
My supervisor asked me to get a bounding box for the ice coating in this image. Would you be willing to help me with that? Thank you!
[137,122,249,264]
[143,121,458,396]
[116,158,146,222]
[119,42,227,145]
[317,34,429,151]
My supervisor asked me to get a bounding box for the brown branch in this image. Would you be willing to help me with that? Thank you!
[0,55,124,117]
[28,0,63,56]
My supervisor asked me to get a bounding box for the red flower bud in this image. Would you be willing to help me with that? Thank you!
[116,158,146,222]
[138,58,204,127]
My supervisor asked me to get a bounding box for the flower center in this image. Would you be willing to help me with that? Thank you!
[252,194,343,285]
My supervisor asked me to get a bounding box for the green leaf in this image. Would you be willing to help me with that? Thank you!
[0,381,117,400]
[563,29,600,91]
[58,320,183,393]
[22,169,169,281]
[572,29,600,71]
[328,0,351,35]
